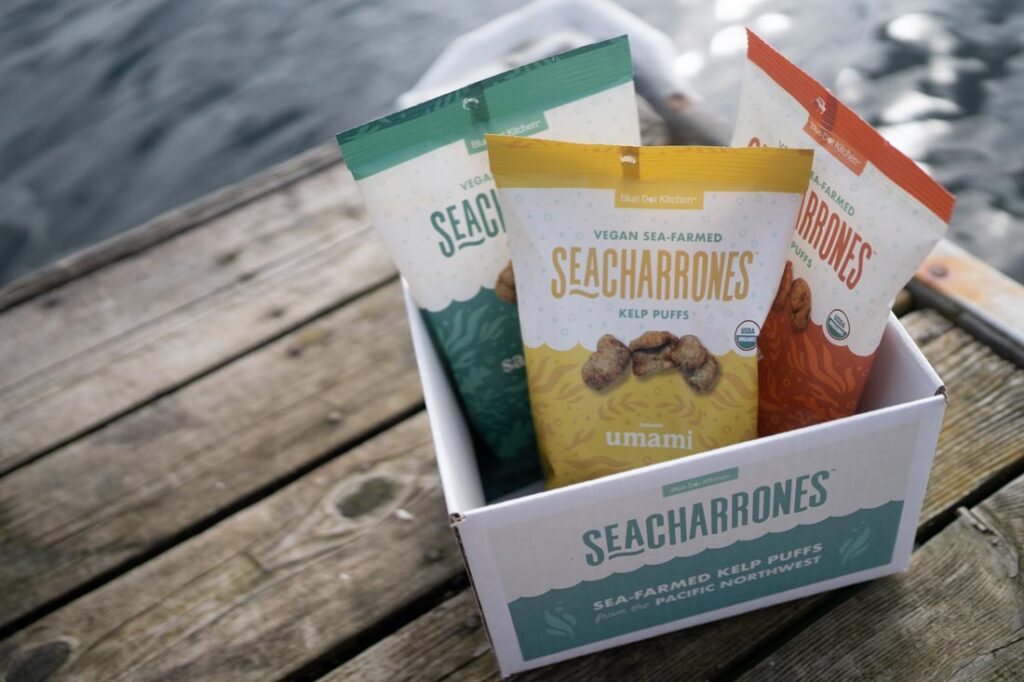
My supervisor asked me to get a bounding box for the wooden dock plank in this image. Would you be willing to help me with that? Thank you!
[325,590,494,682]
[739,472,1024,680]
[3,309,1019,681]
[0,158,399,474]
[0,412,466,681]
[0,156,354,394]
[0,282,420,632]
[910,317,1024,531]
[326,587,817,682]
[0,100,672,475]
[329,309,1024,681]
[0,144,341,313]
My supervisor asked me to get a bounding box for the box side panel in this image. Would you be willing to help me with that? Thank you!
[889,393,946,570]
[448,520,506,674]
[457,515,523,677]
[860,314,945,412]
[459,395,944,672]
[403,280,486,513]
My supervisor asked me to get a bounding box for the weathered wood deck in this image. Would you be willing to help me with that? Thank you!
[2,120,1023,680]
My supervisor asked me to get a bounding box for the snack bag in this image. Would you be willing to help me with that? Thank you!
[488,135,813,488]
[733,32,955,436]
[337,38,641,499]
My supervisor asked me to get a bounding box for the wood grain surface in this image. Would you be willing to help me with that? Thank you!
[0,159,396,474]
[0,144,342,313]
[740,472,1024,680]
[0,413,463,681]
[0,282,421,632]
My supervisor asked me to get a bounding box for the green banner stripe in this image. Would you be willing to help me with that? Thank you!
[336,36,633,179]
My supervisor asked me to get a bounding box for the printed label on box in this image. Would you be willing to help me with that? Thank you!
[484,422,918,661]
[509,501,899,659]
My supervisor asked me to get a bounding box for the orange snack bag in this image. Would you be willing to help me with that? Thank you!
[732,32,955,435]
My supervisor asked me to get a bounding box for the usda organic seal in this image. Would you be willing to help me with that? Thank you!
[734,320,760,351]
[826,309,851,341]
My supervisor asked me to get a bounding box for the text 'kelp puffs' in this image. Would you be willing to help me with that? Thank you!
[488,136,813,488]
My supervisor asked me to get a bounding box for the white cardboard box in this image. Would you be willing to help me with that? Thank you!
[403,282,946,676]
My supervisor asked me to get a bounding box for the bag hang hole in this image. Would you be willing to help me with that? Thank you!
[812,93,840,133]
[462,88,490,123]
[620,146,640,178]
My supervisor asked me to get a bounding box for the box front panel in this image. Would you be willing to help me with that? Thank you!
[460,401,940,668]
[510,503,900,660]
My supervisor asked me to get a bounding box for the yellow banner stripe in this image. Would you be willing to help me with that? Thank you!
[486,134,814,194]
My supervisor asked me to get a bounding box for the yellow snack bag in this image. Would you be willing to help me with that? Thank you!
[487,135,812,488]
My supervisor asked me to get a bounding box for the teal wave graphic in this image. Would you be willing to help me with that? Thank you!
[508,501,903,660]
[422,286,540,500]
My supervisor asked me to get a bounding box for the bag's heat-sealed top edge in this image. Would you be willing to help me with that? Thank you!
[745,29,955,225]
[337,36,634,180]
[486,135,813,193]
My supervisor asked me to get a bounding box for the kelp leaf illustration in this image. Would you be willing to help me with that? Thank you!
[544,610,575,638]
[566,428,594,450]
[477,316,506,344]
[457,364,490,394]
[445,304,491,356]
[530,361,579,395]
[840,525,872,566]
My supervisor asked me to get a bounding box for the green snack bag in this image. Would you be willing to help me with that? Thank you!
[337,37,641,499]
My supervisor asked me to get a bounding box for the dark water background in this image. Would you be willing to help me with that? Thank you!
[2,0,1022,285]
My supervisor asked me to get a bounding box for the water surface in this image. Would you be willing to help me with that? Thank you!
[1,0,1021,284]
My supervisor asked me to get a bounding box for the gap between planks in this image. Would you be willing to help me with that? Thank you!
[0,143,342,314]
[3,308,1018,681]
[1,412,467,681]
[0,268,402,482]
[0,163,398,476]
[0,281,424,635]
